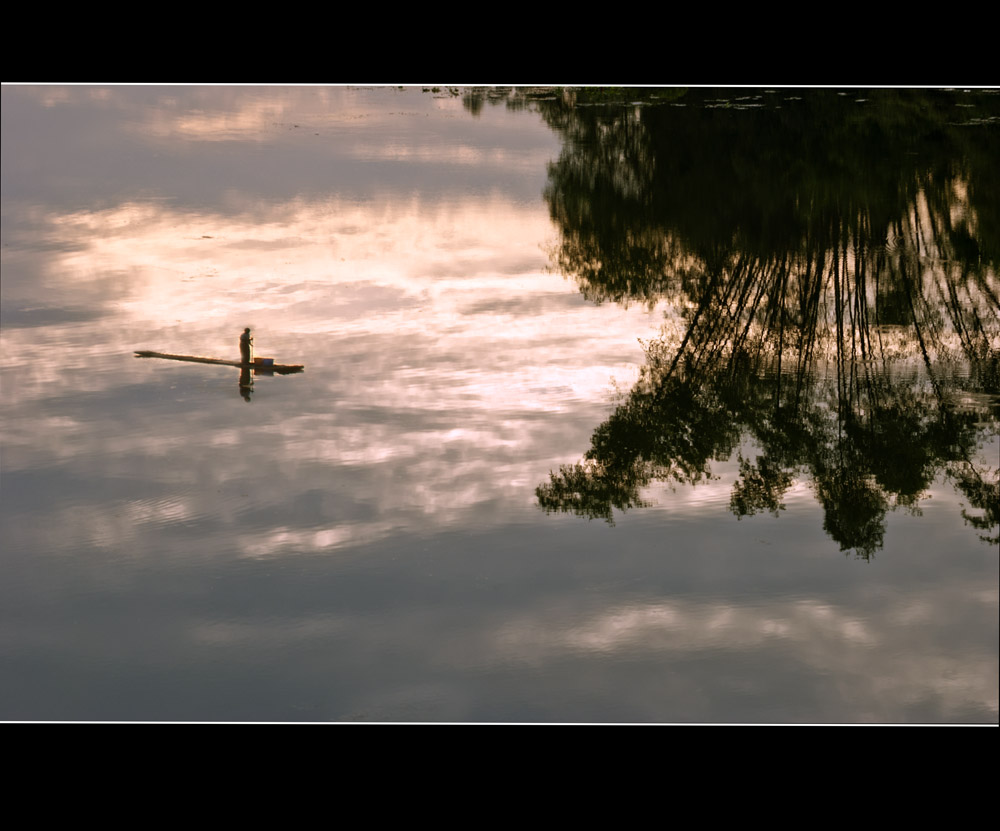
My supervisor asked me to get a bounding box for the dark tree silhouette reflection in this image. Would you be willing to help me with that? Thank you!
[500,87,1000,558]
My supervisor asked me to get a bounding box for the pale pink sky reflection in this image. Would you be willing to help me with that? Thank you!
[48,192,661,389]
[2,187,671,548]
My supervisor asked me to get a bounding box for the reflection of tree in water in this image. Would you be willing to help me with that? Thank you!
[497,87,1000,557]
[538,339,995,557]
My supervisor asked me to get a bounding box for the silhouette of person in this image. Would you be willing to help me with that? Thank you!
[240,327,253,365]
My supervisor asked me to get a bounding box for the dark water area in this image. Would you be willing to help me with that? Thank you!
[2,85,997,723]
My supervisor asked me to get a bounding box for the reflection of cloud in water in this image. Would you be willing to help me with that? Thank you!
[495,592,999,721]
[19,85,556,190]
[2,189,670,552]
[239,523,401,559]
[499,598,881,656]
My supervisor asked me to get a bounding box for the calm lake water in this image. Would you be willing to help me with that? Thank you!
[2,85,997,723]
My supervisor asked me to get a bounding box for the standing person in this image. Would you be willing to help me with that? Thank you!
[240,327,253,364]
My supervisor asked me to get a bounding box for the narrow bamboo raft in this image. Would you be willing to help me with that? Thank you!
[135,350,304,374]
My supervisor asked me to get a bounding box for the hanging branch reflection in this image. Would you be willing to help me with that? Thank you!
[521,88,1000,557]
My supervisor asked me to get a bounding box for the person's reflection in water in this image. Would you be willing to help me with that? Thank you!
[240,327,253,365]
[239,366,253,402]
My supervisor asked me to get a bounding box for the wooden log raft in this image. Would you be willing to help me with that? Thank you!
[135,350,304,374]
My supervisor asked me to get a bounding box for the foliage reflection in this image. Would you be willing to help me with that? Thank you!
[467,88,1000,557]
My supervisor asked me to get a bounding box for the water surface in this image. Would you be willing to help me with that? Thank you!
[2,85,997,723]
